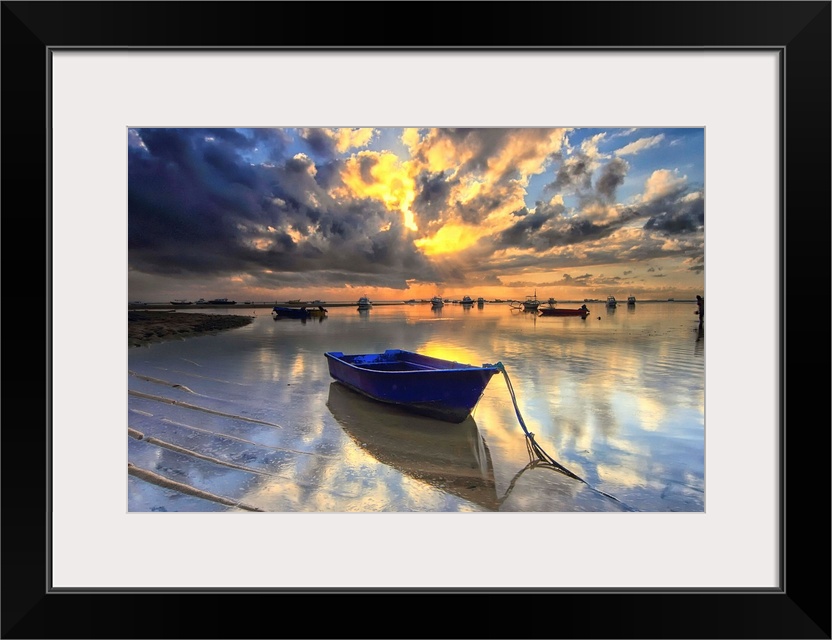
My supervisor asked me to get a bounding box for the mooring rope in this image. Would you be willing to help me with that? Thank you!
[487,361,630,506]
[488,362,585,482]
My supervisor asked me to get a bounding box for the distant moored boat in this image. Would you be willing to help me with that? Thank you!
[520,290,541,311]
[510,290,540,311]
[539,304,590,318]
[272,306,311,319]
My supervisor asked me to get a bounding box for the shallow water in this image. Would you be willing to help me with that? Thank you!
[127,301,705,512]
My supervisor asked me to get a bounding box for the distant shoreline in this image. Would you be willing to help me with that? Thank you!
[128,301,402,310]
[129,299,698,311]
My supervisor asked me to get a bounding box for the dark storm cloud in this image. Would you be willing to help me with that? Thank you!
[418,128,562,184]
[547,156,593,193]
[545,154,629,205]
[497,208,551,247]
[596,157,629,200]
[128,128,440,290]
[284,154,315,174]
[543,153,630,208]
[411,171,456,227]
[129,128,266,252]
[432,128,504,174]
[247,127,293,157]
[642,192,704,234]
[299,128,337,157]
[455,192,505,224]
[306,159,341,191]
[449,129,516,180]
[493,199,639,251]
[509,152,702,257]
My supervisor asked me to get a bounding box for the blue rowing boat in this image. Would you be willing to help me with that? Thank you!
[324,349,500,423]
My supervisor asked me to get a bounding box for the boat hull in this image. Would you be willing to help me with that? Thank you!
[272,306,310,319]
[539,308,589,318]
[324,349,500,423]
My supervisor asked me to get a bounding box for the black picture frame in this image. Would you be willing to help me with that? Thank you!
[4,2,829,638]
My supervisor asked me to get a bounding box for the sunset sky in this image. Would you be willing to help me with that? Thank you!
[128,127,704,302]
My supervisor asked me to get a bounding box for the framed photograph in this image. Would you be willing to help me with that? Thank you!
[6,1,829,638]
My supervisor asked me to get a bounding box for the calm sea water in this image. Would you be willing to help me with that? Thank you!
[127,301,704,513]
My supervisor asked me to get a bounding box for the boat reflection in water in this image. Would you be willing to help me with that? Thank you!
[326,381,498,510]
[272,313,326,324]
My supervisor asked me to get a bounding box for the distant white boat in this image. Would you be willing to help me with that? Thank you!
[461,295,474,306]
[430,295,444,307]
[606,296,617,308]
[357,295,373,310]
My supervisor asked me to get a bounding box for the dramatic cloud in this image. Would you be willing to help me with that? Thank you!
[615,133,665,156]
[596,157,629,201]
[299,128,377,157]
[128,127,705,301]
[129,128,438,293]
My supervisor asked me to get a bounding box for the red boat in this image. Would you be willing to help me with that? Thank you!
[538,304,590,318]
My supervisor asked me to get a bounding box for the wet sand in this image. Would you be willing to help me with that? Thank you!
[128,310,253,348]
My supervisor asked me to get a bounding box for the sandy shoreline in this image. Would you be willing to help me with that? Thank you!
[128,311,254,348]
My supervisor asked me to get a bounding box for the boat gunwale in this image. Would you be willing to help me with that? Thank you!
[324,349,499,374]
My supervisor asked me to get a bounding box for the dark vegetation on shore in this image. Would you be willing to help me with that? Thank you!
[128,311,254,348]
